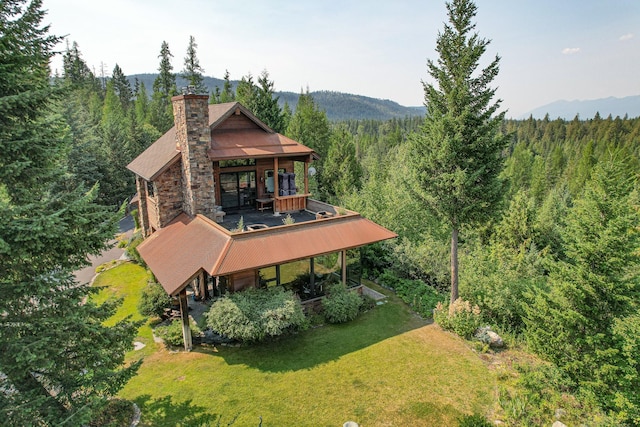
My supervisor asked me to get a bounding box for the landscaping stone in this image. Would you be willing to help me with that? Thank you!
[474,326,504,348]
[552,421,567,427]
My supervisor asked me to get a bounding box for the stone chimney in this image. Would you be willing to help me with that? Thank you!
[172,93,215,218]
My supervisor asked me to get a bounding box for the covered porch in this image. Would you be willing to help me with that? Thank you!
[136,210,397,350]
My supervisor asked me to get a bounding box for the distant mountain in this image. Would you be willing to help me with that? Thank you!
[520,95,640,120]
[128,74,425,121]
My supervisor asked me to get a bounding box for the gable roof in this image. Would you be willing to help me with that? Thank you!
[127,102,296,181]
[209,130,315,160]
[137,212,397,296]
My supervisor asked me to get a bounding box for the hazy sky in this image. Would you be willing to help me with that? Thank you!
[44,0,639,117]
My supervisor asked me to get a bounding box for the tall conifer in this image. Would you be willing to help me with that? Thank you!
[408,0,506,303]
[0,1,140,424]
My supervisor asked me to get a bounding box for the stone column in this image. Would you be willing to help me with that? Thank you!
[135,176,151,236]
[172,94,215,219]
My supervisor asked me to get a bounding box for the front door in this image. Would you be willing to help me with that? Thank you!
[220,171,256,210]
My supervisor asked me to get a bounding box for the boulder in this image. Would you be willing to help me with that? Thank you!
[474,326,504,348]
[552,422,567,427]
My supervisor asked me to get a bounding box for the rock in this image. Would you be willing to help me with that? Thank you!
[552,421,567,427]
[474,326,505,348]
[555,408,566,420]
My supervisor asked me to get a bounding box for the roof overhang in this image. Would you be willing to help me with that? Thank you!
[137,212,397,296]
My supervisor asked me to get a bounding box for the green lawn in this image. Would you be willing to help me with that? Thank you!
[98,263,496,426]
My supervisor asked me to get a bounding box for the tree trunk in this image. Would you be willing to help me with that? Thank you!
[450,227,459,306]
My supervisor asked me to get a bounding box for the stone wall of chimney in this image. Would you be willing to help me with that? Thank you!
[155,161,184,227]
[172,94,215,218]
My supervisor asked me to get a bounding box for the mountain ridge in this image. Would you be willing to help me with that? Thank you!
[519,95,640,120]
[128,74,639,122]
[128,73,425,121]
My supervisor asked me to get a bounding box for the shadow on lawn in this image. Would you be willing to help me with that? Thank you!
[134,394,238,426]
[197,299,428,373]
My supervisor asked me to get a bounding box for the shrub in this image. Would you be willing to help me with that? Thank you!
[379,269,444,318]
[359,294,377,312]
[125,232,145,265]
[137,281,172,318]
[206,287,307,342]
[89,398,135,427]
[457,414,493,427]
[155,318,201,347]
[433,299,482,339]
[322,284,362,324]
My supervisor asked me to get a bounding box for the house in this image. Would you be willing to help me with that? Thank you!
[127,91,396,349]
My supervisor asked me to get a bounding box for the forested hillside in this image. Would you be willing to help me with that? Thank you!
[128,73,425,121]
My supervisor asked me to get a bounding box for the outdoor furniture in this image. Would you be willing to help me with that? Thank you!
[256,197,274,212]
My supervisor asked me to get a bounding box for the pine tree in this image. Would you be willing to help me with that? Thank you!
[235,73,257,111]
[407,0,506,303]
[0,1,140,424]
[181,35,207,94]
[323,125,362,202]
[252,69,285,133]
[286,89,331,196]
[525,155,640,420]
[111,63,133,111]
[220,69,235,103]
[150,41,177,133]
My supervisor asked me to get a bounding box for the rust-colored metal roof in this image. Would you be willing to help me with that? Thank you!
[136,214,231,295]
[209,130,315,160]
[137,212,397,296]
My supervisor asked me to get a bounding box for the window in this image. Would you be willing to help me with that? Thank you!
[146,180,155,197]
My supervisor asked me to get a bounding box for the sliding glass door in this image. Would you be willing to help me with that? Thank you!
[220,171,256,210]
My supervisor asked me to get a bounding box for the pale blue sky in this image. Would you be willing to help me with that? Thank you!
[44,0,639,117]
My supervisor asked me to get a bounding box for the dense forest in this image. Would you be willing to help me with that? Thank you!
[2,0,639,424]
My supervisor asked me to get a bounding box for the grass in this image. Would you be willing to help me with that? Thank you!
[92,261,156,358]
[97,263,497,426]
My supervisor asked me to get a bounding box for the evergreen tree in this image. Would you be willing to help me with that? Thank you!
[0,1,140,424]
[62,41,96,87]
[323,125,362,202]
[220,69,235,103]
[407,0,506,303]
[253,69,285,133]
[525,156,640,421]
[286,89,331,196]
[111,63,133,111]
[181,35,207,94]
[150,40,177,133]
[235,73,257,110]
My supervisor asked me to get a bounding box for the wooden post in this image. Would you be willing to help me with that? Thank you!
[275,264,281,286]
[178,288,192,351]
[273,157,279,213]
[341,250,347,285]
[304,158,309,195]
[309,257,315,296]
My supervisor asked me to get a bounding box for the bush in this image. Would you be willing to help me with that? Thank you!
[125,232,145,265]
[137,281,172,318]
[359,294,377,312]
[206,287,307,342]
[322,284,362,324]
[379,270,445,318]
[433,299,482,339]
[155,318,201,347]
[458,414,493,427]
[89,399,134,427]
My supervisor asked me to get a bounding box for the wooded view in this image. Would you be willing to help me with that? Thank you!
[1,0,639,425]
